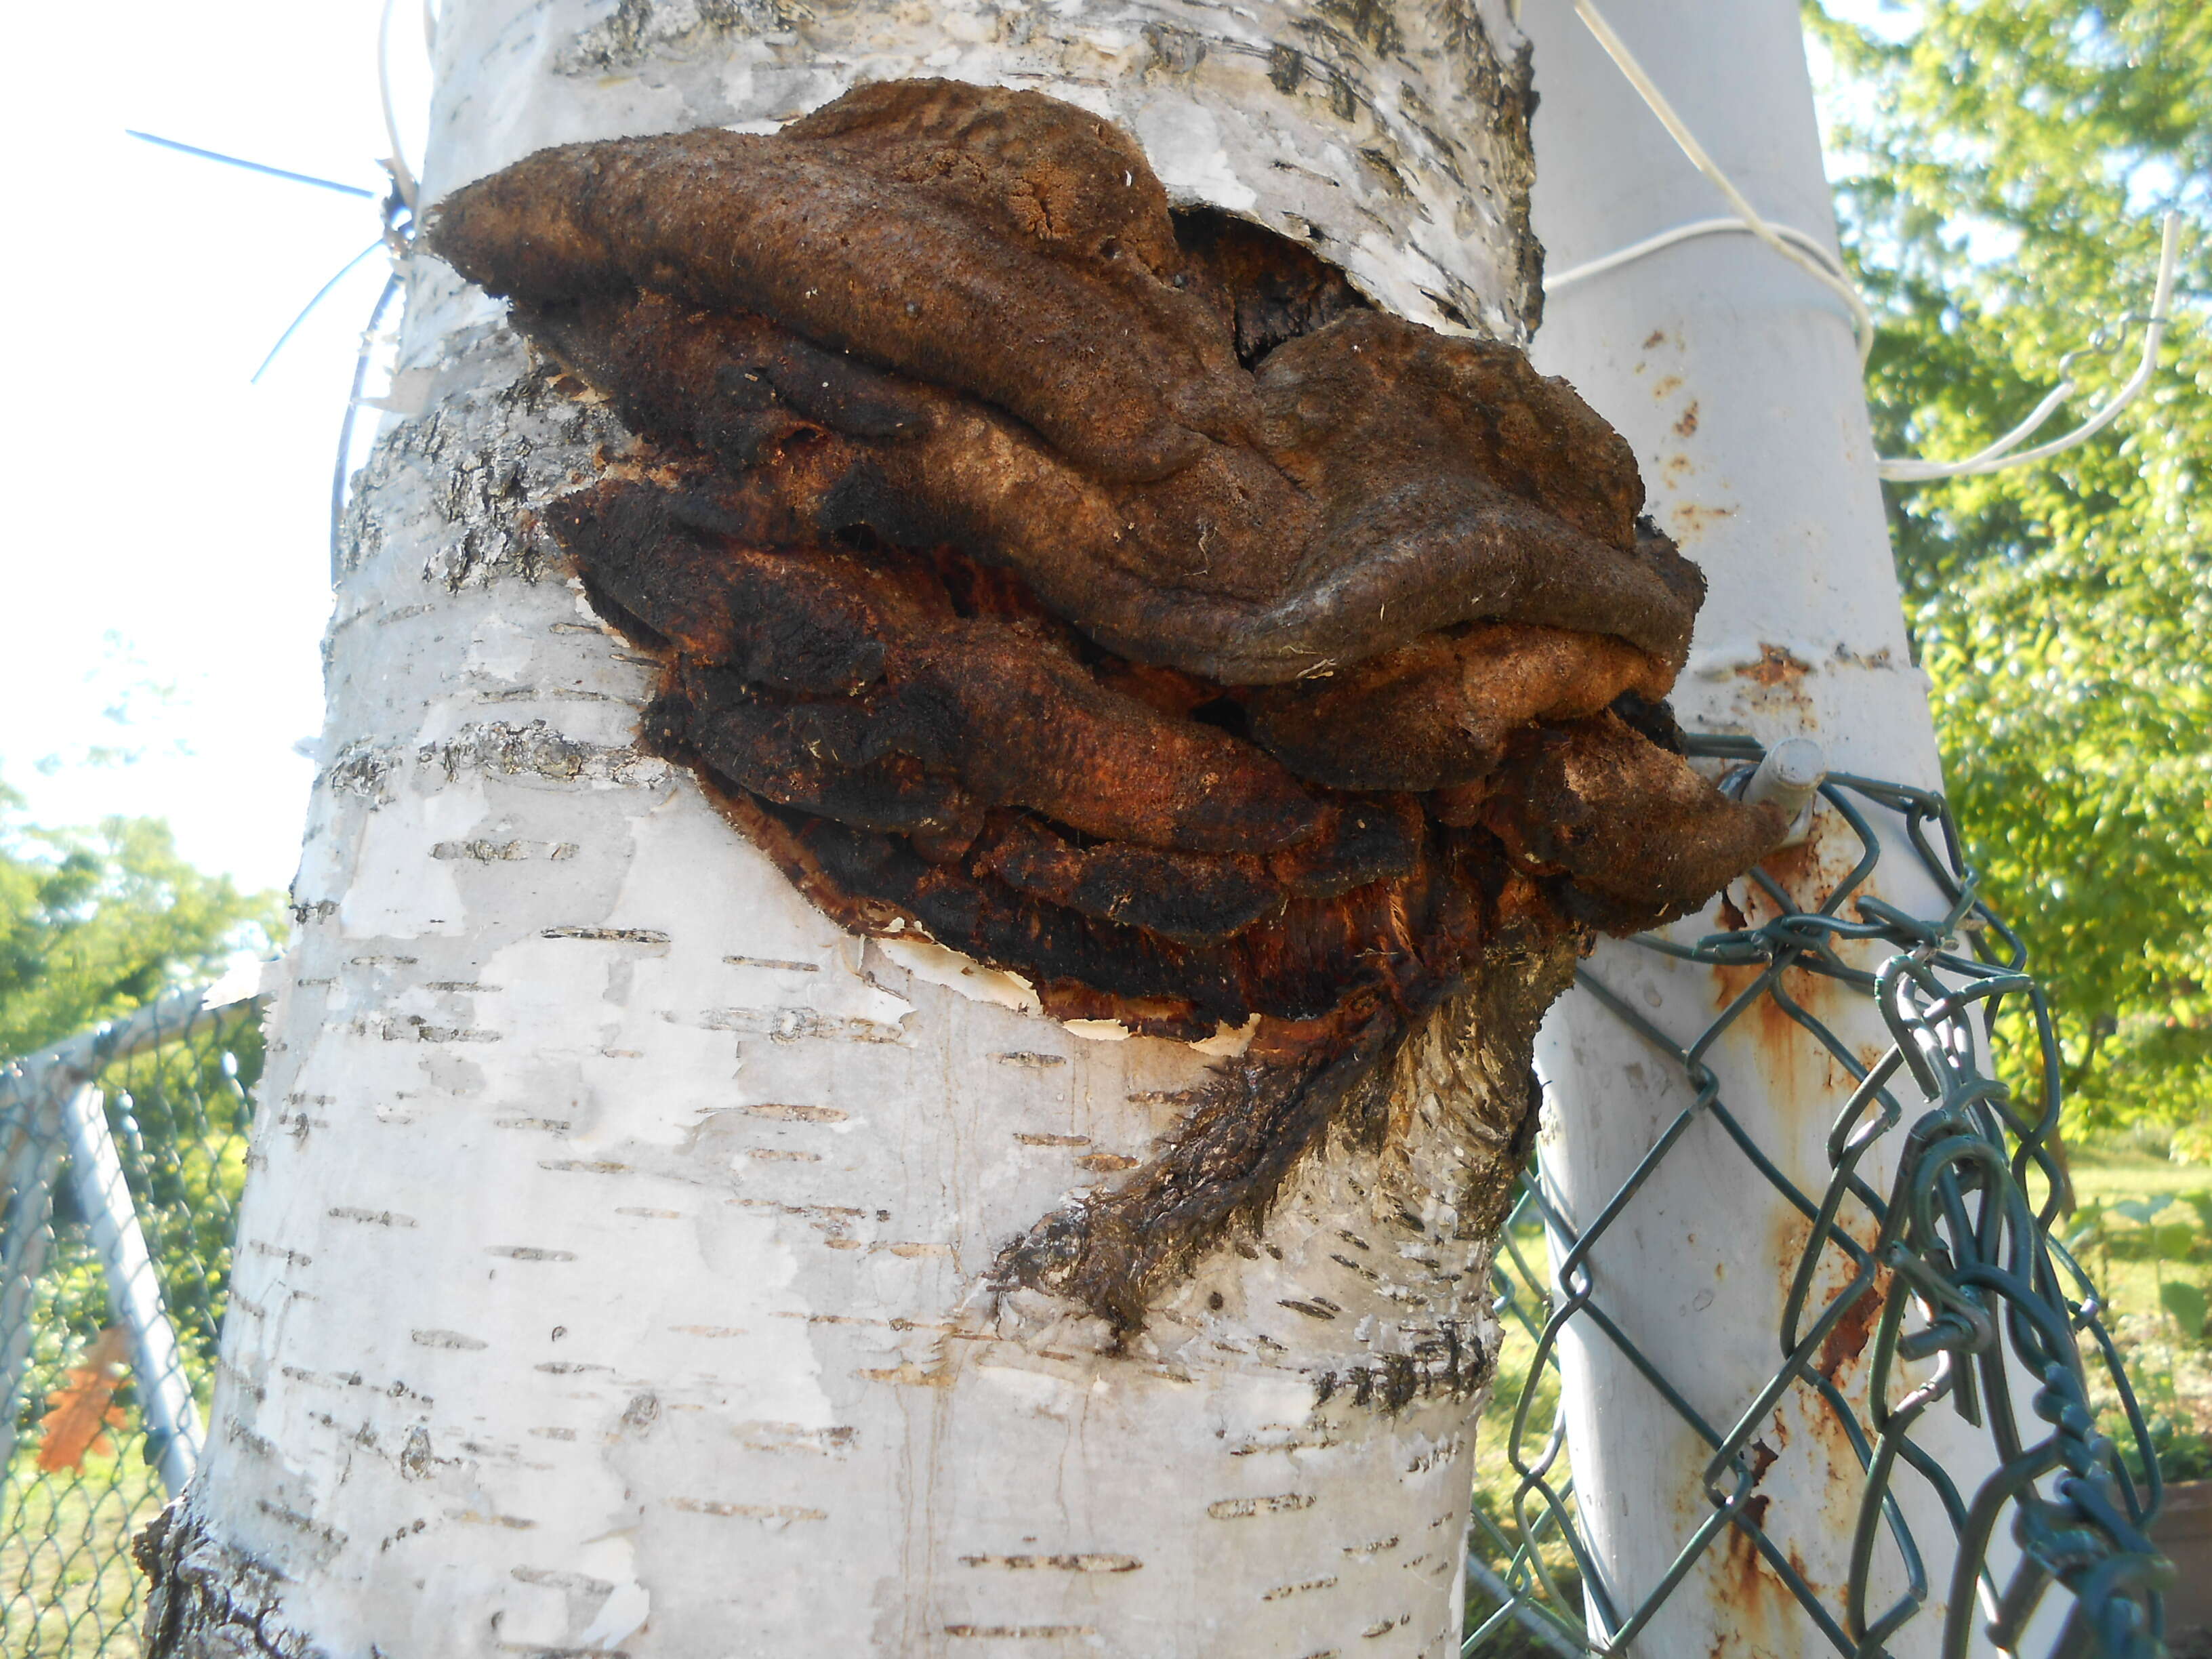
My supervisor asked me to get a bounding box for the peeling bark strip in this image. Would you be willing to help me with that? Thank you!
[426,80,1782,1330]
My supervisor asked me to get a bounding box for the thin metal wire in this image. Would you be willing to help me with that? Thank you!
[123,130,377,199]
[379,0,423,216]
[1465,736,2168,1659]
[1568,0,1878,363]
[1875,213,2182,483]
[331,268,407,583]
[1548,215,1852,293]
[129,0,426,586]
[251,238,390,385]
[125,110,416,579]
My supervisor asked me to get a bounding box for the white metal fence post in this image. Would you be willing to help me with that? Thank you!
[1515,2,2028,1654]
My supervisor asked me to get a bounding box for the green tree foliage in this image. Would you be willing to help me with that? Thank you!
[1805,0,2211,1143]
[0,777,281,1061]
[2,777,274,1479]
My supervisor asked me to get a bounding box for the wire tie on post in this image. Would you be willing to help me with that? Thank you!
[1557,3,2184,489]
[1875,212,2183,483]
[1568,0,1877,363]
[1733,737,1826,847]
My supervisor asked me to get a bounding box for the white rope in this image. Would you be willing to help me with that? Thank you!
[1549,216,1849,294]
[1875,211,2181,483]
[1569,0,1877,365]
[1561,0,2184,486]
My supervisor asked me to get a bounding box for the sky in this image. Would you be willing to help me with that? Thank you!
[0,0,1915,903]
[1,0,431,897]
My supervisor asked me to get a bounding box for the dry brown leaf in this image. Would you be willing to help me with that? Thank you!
[37,1325,131,1473]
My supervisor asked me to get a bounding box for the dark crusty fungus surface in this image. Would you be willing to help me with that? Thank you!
[430,79,1784,1334]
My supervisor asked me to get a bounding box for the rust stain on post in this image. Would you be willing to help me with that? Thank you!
[1709,1493,1793,1659]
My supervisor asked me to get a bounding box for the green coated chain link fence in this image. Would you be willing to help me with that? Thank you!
[0,992,265,1658]
[1465,735,2170,1659]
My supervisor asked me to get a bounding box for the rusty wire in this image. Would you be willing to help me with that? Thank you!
[1466,733,2169,1659]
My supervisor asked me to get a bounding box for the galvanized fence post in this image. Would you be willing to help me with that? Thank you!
[54,1080,204,1500]
[0,1076,67,1477]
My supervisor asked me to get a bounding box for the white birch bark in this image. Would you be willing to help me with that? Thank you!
[142,3,1564,1656]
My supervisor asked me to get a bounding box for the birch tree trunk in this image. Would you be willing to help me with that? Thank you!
[140,3,1566,1656]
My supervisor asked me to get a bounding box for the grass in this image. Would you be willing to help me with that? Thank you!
[0,1449,163,1658]
[2068,1147,2212,1206]
[2058,1147,2212,1465]
[2061,1151,2212,1317]
[1469,1213,1587,1648]
[2045,1150,2212,1361]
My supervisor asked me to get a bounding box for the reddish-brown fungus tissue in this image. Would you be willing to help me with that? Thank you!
[429,79,1784,1333]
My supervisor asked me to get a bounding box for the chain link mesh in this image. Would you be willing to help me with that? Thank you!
[1465,735,2170,1658]
[0,994,266,1658]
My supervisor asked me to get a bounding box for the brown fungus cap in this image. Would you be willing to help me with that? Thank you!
[430,79,1701,685]
[426,79,1787,1330]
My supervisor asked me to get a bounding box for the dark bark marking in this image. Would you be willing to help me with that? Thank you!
[137,1504,322,1659]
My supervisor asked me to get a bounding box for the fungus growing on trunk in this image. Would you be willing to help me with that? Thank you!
[428,79,1784,1334]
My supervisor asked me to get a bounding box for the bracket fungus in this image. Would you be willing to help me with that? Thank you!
[430,79,1784,1333]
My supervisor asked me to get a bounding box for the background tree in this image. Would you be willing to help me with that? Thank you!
[0,777,279,1059]
[1806,0,2211,1149]
[1,775,279,1647]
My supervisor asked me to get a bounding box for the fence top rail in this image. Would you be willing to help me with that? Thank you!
[0,985,271,1108]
